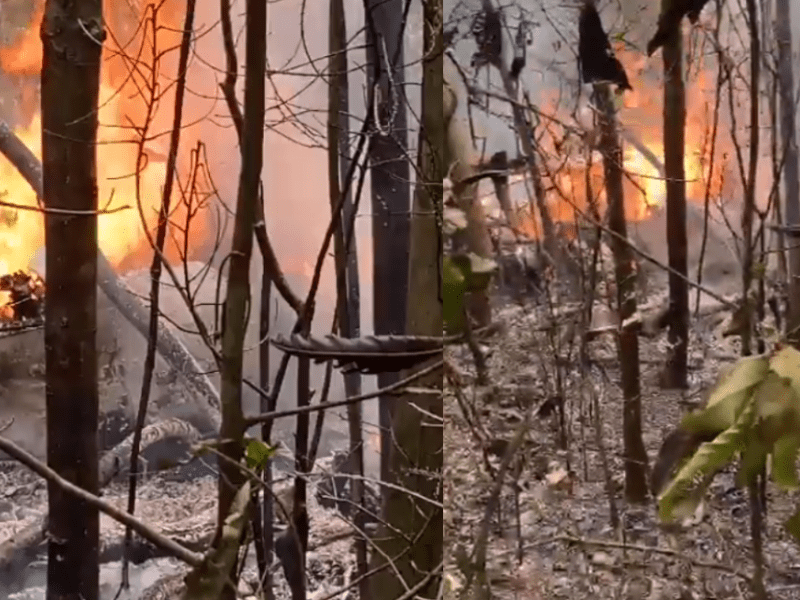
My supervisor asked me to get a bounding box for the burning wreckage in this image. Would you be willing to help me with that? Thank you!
[0,269,44,325]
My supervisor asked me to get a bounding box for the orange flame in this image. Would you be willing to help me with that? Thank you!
[513,41,726,237]
[0,0,206,275]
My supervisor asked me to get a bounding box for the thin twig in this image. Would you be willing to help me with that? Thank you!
[245,359,443,426]
[0,435,203,567]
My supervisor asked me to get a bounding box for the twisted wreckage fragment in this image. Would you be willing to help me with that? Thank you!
[0,120,221,434]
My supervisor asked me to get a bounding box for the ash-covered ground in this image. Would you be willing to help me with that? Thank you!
[0,259,378,598]
[444,199,800,598]
[0,466,364,599]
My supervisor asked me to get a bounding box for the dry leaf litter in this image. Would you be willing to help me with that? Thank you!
[0,462,359,599]
[445,298,800,600]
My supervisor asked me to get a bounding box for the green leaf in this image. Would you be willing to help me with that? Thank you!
[769,346,800,401]
[245,438,277,472]
[659,400,754,522]
[737,435,768,487]
[751,261,767,280]
[682,356,768,434]
[443,253,497,334]
[443,256,467,333]
[772,434,800,490]
[785,507,800,546]
[751,372,799,446]
[450,252,498,292]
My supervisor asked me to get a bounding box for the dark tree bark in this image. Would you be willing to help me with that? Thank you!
[365,0,410,489]
[775,0,800,345]
[328,1,368,598]
[368,0,443,594]
[595,85,649,503]
[661,13,689,389]
[257,193,275,600]
[215,0,267,597]
[741,0,760,356]
[40,1,105,598]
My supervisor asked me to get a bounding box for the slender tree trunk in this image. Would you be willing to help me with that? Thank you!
[478,0,558,267]
[595,84,649,503]
[368,0,443,595]
[215,0,267,597]
[775,0,800,344]
[443,58,493,331]
[122,0,195,587]
[365,0,410,490]
[741,0,760,356]
[41,1,104,598]
[662,12,688,389]
[258,195,275,600]
[327,2,368,598]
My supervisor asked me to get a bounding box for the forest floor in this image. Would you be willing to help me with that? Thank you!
[444,296,800,600]
[0,462,358,599]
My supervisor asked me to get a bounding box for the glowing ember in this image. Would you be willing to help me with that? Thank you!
[0,269,44,322]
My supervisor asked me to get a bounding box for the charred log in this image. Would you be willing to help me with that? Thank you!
[0,271,44,322]
[578,0,632,91]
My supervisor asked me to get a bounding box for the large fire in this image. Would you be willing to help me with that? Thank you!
[0,0,207,276]
[508,41,729,238]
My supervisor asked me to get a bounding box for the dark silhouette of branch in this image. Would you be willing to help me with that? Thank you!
[578,0,632,90]
[245,359,443,426]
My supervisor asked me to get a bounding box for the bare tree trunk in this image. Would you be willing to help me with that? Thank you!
[368,0,443,595]
[365,0,410,490]
[258,194,275,600]
[595,85,649,503]
[775,0,800,344]
[478,0,558,265]
[443,59,493,330]
[41,1,104,598]
[215,0,267,597]
[741,0,760,356]
[661,9,689,389]
[327,2,368,598]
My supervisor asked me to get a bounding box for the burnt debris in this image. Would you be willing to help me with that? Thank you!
[647,0,713,56]
[0,270,44,324]
[470,3,503,72]
[578,0,632,91]
[509,17,532,81]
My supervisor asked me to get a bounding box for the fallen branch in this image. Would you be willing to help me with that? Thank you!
[0,120,221,434]
[532,534,751,582]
